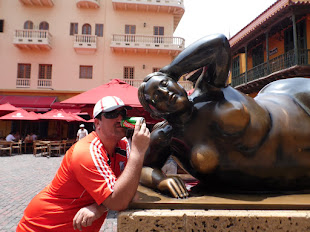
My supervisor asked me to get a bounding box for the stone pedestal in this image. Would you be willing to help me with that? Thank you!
[118,209,310,232]
[118,185,310,231]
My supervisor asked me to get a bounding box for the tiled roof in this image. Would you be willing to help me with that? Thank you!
[229,0,310,48]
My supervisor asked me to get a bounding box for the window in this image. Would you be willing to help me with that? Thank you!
[24,20,33,29]
[39,64,52,79]
[80,66,93,79]
[154,26,164,43]
[70,23,78,35]
[39,21,49,30]
[124,67,134,79]
[82,24,91,35]
[95,24,103,37]
[0,20,4,33]
[232,56,240,78]
[153,67,161,72]
[125,25,136,34]
[125,25,136,42]
[17,64,31,79]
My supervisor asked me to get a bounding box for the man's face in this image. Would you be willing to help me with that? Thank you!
[95,109,126,141]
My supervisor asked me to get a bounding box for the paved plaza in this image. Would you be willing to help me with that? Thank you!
[0,152,117,232]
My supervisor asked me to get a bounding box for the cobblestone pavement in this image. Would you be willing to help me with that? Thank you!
[0,153,117,232]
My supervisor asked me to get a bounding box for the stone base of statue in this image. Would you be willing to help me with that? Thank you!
[118,175,310,231]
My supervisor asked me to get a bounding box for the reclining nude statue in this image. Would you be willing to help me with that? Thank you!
[138,33,310,198]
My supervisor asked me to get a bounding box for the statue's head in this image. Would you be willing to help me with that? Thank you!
[138,72,190,118]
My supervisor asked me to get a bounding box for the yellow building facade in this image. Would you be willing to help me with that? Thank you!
[229,0,310,97]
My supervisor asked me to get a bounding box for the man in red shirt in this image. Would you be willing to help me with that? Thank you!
[17,96,150,232]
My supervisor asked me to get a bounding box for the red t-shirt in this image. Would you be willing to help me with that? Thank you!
[17,132,129,232]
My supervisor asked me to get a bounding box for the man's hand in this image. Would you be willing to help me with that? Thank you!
[131,119,150,157]
[73,203,108,231]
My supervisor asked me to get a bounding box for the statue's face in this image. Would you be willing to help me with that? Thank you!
[144,74,189,114]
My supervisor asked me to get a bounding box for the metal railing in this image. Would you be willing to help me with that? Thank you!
[231,49,310,87]
[119,78,193,91]
[111,34,185,50]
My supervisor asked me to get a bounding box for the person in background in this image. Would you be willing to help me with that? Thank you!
[6,130,19,142]
[17,96,150,232]
[31,132,37,141]
[76,124,88,141]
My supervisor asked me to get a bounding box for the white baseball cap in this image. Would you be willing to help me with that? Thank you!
[80,124,85,127]
[93,96,131,118]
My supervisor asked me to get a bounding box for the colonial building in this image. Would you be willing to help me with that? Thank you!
[229,0,310,97]
[0,0,186,138]
[0,0,186,107]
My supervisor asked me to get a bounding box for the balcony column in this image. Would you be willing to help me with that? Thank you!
[292,14,299,65]
[266,31,270,74]
[245,45,248,83]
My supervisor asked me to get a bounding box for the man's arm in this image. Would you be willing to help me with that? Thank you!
[102,120,150,211]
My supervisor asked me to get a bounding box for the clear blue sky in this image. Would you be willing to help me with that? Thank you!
[174,0,277,47]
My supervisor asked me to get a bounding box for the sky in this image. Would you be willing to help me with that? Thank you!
[174,0,278,47]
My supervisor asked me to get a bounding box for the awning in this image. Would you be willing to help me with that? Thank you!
[0,95,56,112]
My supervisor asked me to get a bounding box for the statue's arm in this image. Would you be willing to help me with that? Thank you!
[160,34,231,88]
[139,122,188,198]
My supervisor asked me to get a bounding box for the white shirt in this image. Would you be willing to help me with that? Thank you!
[77,128,88,140]
[6,134,16,142]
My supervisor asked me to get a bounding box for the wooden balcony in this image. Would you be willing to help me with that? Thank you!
[112,0,184,30]
[76,0,100,8]
[19,0,54,7]
[231,49,310,93]
[74,34,97,54]
[119,78,193,91]
[111,34,185,55]
[13,29,52,50]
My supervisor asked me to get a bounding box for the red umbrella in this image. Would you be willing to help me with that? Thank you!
[0,109,40,120]
[60,79,141,107]
[0,103,21,116]
[40,109,78,122]
[68,112,86,122]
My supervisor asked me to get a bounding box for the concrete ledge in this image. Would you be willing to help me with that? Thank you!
[118,209,310,231]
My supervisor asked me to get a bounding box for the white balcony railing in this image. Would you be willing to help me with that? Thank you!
[19,0,54,7]
[74,34,97,53]
[13,29,52,50]
[38,79,52,88]
[112,0,183,8]
[112,0,184,30]
[119,78,193,91]
[16,78,30,88]
[76,0,100,8]
[111,34,185,54]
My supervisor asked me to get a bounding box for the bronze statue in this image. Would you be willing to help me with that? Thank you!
[137,34,310,198]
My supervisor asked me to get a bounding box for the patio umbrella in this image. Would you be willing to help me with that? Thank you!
[0,103,21,116]
[60,79,141,107]
[0,109,41,136]
[68,112,86,122]
[0,109,40,121]
[40,109,80,122]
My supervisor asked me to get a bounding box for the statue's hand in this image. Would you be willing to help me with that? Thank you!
[157,176,189,198]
